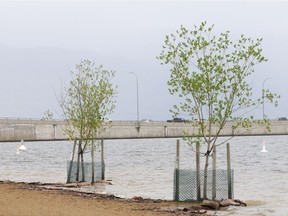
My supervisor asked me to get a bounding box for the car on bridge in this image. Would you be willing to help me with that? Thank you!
[167,118,186,123]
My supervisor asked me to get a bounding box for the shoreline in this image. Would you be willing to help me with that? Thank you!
[0,180,211,216]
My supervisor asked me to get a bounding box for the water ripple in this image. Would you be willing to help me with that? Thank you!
[0,136,288,215]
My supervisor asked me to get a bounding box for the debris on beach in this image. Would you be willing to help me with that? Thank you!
[132,196,143,201]
[157,206,209,215]
[201,198,247,210]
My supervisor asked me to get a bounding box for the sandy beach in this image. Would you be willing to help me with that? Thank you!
[0,181,208,216]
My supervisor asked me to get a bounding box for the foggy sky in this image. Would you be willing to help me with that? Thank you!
[0,1,287,120]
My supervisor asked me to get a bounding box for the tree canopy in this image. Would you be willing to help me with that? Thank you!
[60,59,117,183]
[60,59,117,147]
[158,22,279,198]
[158,22,279,145]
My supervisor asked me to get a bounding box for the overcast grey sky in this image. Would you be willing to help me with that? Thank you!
[0,0,287,120]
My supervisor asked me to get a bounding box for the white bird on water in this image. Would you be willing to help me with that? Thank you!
[261,141,268,153]
[19,140,26,150]
[16,140,26,154]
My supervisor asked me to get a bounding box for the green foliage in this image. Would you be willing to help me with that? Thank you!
[41,109,54,120]
[60,59,117,150]
[158,21,280,199]
[158,22,279,147]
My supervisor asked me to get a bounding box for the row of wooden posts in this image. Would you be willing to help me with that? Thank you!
[67,138,106,183]
[174,139,233,201]
[66,138,232,201]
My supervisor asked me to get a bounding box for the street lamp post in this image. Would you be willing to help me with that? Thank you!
[130,72,139,123]
[262,78,271,120]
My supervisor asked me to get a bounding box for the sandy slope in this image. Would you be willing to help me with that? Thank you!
[0,182,208,216]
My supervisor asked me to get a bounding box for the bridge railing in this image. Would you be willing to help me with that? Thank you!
[1,118,288,142]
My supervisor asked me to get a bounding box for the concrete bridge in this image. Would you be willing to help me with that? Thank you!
[0,118,288,142]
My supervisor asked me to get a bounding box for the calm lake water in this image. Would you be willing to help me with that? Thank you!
[0,136,287,216]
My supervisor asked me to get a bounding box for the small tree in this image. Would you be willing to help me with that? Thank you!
[60,59,117,182]
[158,22,279,199]
[41,109,54,120]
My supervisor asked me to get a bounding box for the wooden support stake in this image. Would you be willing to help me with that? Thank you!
[67,137,77,183]
[196,142,201,201]
[174,139,180,201]
[212,145,217,199]
[91,140,95,183]
[227,143,232,199]
[101,139,105,180]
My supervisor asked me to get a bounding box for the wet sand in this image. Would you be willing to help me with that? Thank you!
[0,182,208,216]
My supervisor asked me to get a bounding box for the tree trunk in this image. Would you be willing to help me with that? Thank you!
[203,142,212,199]
[81,155,85,182]
[76,140,81,182]
[81,143,85,182]
[203,156,209,199]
